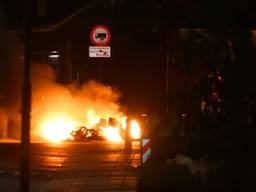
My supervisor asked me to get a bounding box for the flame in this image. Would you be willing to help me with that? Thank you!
[100,126,123,143]
[121,117,127,130]
[38,111,142,143]
[31,75,125,142]
[40,115,78,142]
[86,109,100,127]
[130,120,141,139]
[31,65,143,143]
[39,115,142,143]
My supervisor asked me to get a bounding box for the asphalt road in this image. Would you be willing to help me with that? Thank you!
[0,140,141,191]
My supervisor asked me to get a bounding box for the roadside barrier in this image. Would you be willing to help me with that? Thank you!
[141,138,151,165]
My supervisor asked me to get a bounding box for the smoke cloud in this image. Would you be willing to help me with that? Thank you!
[31,64,124,140]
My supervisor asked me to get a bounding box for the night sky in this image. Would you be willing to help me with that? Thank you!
[1,0,256,114]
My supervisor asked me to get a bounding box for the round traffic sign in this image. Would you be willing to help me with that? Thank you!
[90,25,111,46]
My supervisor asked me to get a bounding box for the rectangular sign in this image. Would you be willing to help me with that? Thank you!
[89,46,111,58]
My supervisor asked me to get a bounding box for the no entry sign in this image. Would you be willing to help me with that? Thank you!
[90,25,111,46]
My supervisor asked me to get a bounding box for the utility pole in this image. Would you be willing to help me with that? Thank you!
[166,28,170,114]
[97,59,102,81]
[20,0,32,191]
[165,28,176,114]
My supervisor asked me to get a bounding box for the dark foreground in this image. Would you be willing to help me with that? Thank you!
[0,140,140,192]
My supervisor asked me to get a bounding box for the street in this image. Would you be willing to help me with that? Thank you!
[0,140,141,191]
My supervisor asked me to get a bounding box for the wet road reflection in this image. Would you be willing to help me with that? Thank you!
[0,140,141,191]
[26,141,140,172]
[33,155,67,171]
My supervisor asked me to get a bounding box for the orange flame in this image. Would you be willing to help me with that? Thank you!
[39,116,141,143]
[130,120,141,139]
[31,65,141,143]
[40,115,78,142]
[100,126,123,143]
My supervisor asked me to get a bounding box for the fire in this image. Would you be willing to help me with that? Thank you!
[99,118,141,142]
[100,126,123,143]
[40,115,78,142]
[86,109,100,127]
[130,120,141,139]
[31,65,141,143]
[39,114,141,143]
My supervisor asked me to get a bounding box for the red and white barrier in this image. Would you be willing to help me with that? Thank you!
[141,138,151,164]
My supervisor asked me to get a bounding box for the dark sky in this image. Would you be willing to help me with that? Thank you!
[0,0,169,114]
[1,0,256,26]
[1,0,256,114]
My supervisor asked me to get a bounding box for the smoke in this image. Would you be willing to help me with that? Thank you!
[31,64,124,140]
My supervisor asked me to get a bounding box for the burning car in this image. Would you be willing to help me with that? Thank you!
[39,114,142,143]
[69,117,125,142]
[70,126,90,141]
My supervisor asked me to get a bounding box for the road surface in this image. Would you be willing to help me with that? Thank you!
[0,140,141,191]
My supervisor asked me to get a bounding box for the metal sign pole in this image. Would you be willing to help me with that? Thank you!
[166,28,170,114]
[20,0,32,191]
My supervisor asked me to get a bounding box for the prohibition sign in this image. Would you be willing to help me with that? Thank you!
[90,25,111,46]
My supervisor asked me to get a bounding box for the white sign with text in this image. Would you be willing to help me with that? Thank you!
[89,46,111,58]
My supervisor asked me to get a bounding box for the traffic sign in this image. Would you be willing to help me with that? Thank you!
[89,46,111,57]
[90,25,111,46]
